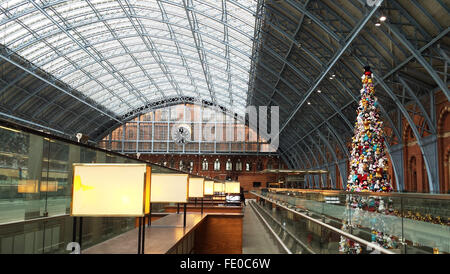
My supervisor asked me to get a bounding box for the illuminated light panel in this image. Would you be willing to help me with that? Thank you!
[189,177,205,198]
[204,180,214,195]
[150,173,189,203]
[225,181,240,194]
[71,164,150,217]
[213,182,224,193]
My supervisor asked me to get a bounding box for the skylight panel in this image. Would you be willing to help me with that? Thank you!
[0,0,257,116]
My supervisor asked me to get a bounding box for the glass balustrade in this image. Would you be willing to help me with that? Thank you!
[0,122,173,254]
[251,189,449,254]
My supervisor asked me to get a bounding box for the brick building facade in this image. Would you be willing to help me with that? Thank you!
[138,154,286,198]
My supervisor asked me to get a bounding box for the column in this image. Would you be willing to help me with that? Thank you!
[328,164,336,189]
[338,159,347,190]
[422,135,440,193]
[389,144,405,192]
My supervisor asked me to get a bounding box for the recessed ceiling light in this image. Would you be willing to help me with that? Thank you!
[307,102,311,105]
[375,22,381,27]
[317,90,321,93]
[380,16,387,22]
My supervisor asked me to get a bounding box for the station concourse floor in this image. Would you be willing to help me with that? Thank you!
[242,200,283,254]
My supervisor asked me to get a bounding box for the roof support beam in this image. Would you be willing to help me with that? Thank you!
[264,0,311,105]
[0,53,121,123]
[387,24,450,101]
[182,0,217,104]
[375,74,440,193]
[277,3,383,137]
[283,0,341,42]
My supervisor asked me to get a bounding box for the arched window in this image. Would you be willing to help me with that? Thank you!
[214,159,221,171]
[179,160,184,170]
[236,159,242,171]
[170,159,175,168]
[202,159,209,171]
[189,161,194,172]
[447,150,450,194]
[163,161,167,166]
[257,160,263,171]
[226,159,233,171]
[267,159,273,170]
[245,162,252,171]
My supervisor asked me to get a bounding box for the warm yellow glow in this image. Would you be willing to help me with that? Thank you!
[189,177,204,198]
[204,180,214,195]
[71,164,149,217]
[0,126,20,133]
[145,165,151,214]
[150,174,188,203]
[225,181,240,194]
[17,180,38,193]
[40,181,58,192]
[213,182,224,193]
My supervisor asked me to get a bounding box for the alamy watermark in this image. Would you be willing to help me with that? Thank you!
[67,242,80,254]
[170,105,279,152]
[366,0,383,7]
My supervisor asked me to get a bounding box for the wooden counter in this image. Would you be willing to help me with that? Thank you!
[82,212,243,254]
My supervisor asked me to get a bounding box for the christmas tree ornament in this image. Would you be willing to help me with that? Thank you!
[346,67,392,193]
[341,67,397,254]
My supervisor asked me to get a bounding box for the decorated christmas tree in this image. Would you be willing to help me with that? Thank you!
[346,66,393,193]
[339,67,397,254]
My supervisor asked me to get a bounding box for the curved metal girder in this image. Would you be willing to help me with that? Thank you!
[373,73,440,193]
[255,27,403,147]
[279,133,309,169]
[277,3,383,136]
[386,23,450,101]
[0,51,121,123]
[398,77,437,134]
[28,1,151,107]
[8,4,254,56]
[22,33,250,80]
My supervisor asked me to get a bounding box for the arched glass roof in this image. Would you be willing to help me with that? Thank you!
[0,0,257,116]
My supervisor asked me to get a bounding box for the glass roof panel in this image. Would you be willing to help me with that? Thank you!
[0,0,257,117]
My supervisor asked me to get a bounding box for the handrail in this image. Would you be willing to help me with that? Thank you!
[250,200,315,254]
[251,191,396,254]
[0,214,69,227]
[249,201,292,254]
[0,119,218,181]
[266,188,450,200]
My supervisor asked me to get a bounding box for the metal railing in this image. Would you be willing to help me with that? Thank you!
[251,191,397,254]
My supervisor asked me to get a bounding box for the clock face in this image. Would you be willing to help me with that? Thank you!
[172,124,191,144]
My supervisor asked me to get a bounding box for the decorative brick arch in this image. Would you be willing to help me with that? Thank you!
[402,122,427,193]
[438,106,450,132]
[438,106,450,193]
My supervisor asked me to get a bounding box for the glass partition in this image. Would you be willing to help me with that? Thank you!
[252,189,450,254]
[0,122,153,254]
